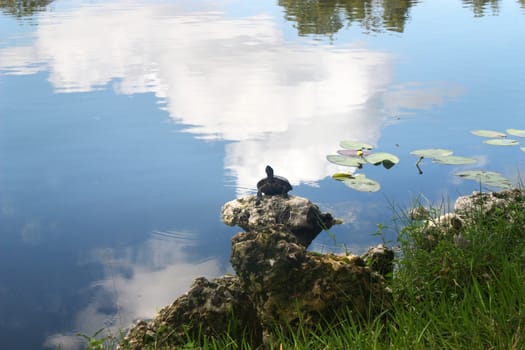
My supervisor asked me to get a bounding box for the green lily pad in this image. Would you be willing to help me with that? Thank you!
[410,148,454,158]
[471,130,507,138]
[332,173,353,181]
[483,139,519,146]
[506,129,525,138]
[339,140,373,150]
[382,160,397,170]
[455,170,512,189]
[342,174,380,192]
[326,155,366,167]
[337,149,370,157]
[364,152,400,169]
[433,155,477,165]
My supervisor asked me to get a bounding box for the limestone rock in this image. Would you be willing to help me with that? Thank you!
[427,213,464,234]
[409,206,430,221]
[118,275,261,349]
[362,244,395,277]
[230,225,392,344]
[222,195,336,247]
[454,189,525,218]
[413,189,525,251]
[414,212,468,250]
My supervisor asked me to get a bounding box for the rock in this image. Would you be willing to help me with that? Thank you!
[120,194,391,349]
[415,213,467,250]
[454,189,525,218]
[230,225,392,345]
[362,244,395,277]
[222,195,336,247]
[118,275,262,350]
[413,189,525,251]
[409,206,430,221]
[429,213,464,232]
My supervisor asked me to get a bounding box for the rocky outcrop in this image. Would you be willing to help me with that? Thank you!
[454,189,525,217]
[362,244,395,277]
[120,194,393,349]
[230,225,391,345]
[410,189,525,251]
[222,195,337,247]
[119,275,261,349]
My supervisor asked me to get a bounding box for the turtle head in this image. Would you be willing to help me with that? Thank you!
[265,165,274,179]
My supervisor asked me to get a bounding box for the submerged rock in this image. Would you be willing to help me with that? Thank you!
[222,195,336,247]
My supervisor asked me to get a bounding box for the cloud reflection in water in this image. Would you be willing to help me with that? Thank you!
[44,230,223,350]
[0,1,462,195]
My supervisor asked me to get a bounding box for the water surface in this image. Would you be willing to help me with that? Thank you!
[1,0,524,348]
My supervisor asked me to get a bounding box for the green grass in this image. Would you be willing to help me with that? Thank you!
[81,191,525,350]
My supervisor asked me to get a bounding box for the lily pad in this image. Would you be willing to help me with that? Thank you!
[332,173,353,181]
[455,170,512,189]
[433,155,477,165]
[364,152,400,169]
[471,130,507,138]
[339,140,373,150]
[483,139,519,146]
[326,155,366,167]
[342,174,381,192]
[410,148,454,159]
[506,129,525,138]
[337,149,370,157]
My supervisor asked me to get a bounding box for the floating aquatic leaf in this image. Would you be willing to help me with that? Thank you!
[382,160,396,170]
[332,173,353,181]
[506,129,525,138]
[433,155,477,165]
[455,170,512,189]
[471,130,507,138]
[521,147,525,153]
[339,140,373,150]
[342,174,380,192]
[326,155,366,167]
[337,149,370,157]
[410,149,454,158]
[364,152,400,169]
[483,139,519,146]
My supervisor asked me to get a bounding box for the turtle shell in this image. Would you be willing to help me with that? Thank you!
[257,175,292,196]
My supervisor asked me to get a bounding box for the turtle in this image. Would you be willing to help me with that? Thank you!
[256,165,292,204]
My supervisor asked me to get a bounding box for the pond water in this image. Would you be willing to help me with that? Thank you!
[1,0,524,348]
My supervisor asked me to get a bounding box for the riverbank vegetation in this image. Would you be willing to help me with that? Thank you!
[264,190,524,349]
[84,189,525,350]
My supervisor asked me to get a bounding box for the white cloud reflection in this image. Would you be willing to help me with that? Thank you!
[44,231,224,350]
[0,1,462,194]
